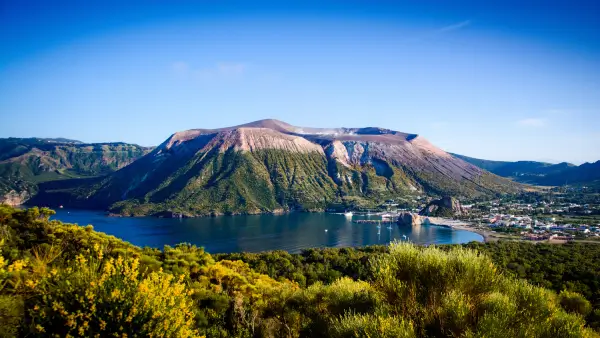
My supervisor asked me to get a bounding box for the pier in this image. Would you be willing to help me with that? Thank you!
[353,219,397,225]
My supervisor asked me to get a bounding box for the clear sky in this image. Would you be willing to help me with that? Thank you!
[1,0,599,164]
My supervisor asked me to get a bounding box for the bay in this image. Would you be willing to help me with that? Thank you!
[51,209,483,253]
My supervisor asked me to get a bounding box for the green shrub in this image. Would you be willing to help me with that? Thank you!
[0,294,23,337]
[559,290,592,317]
[288,278,382,336]
[330,313,415,338]
[370,241,597,337]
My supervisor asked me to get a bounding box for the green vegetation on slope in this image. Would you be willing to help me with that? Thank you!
[79,149,427,216]
[59,146,518,216]
[99,149,343,216]
[1,205,598,337]
[0,138,152,204]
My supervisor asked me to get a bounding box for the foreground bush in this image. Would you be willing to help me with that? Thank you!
[370,242,597,337]
[21,246,198,337]
[330,313,415,338]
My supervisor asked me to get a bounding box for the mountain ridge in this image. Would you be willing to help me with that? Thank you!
[0,138,152,205]
[28,119,520,216]
[451,153,599,187]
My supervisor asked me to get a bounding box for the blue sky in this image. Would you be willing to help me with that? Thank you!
[1,0,599,164]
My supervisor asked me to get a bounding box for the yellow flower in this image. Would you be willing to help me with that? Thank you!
[25,279,36,288]
[66,317,76,328]
[33,305,40,311]
[111,289,121,300]
[50,268,58,276]
[8,260,26,272]
[35,324,45,332]
[76,254,87,265]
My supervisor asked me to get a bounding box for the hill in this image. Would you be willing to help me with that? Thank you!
[37,119,521,216]
[0,138,152,205]
[452,153,600,186]
[537,161,600,186]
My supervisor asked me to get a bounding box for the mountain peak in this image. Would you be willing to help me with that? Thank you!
[233,120,420,144]
[235,119,295,133]
[163,120,422,151]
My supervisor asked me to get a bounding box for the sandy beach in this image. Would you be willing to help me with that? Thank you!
[425,217,499,242]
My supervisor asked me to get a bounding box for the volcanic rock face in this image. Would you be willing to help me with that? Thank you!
[419,196,465,217]
[0,190,30,206]
[39,119,520,216]
[397,212,422,226]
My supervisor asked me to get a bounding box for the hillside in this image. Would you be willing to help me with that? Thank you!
[0,138,152,205]
[0,205,597,337]
[452,153,600,186]
[36,119,521,216]
[537,160,600,186]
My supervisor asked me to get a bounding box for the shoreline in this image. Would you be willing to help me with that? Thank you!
[448,224,500,242]
[425,217,498,242]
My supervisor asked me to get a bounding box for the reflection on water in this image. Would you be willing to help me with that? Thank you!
[51,210,483,253]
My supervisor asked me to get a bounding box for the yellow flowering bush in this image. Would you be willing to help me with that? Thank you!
[195,260,299,337]
[0,239,30,292]
[26,249,200,337]
[0,239,6,276]
[0,239,25,337]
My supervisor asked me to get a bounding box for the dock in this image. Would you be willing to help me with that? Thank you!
[353,219,397,225]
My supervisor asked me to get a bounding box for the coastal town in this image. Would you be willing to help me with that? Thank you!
[463,198,600,242]
[342,190,600,243]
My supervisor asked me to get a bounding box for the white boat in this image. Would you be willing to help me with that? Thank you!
[344,211,353,217]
